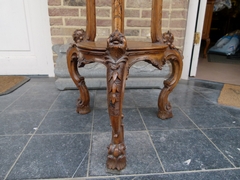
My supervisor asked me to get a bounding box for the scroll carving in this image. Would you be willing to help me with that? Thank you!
[158,32,183,119]
[67,47,91,114]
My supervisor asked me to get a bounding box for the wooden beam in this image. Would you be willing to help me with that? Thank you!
[151,0,163,43]
[86,0,96,41]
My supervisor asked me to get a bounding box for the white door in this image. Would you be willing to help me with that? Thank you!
[189,0,207,76]
[0,0,54,76]
[182,0,207,79]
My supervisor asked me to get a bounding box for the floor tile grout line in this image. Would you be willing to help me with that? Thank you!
[89,130,150,135]
[1,82,36,114]
[189,88,239,116]
[189,85,215,92]
[130,90,166,172]
[35,167,240,180]
[32,91,61,134]
[86,90,97,177]
[174,104,217,109]
[3,90,61,180]
[72,149,90,178]
[146,128,199,132]
[187,81,224,90]
[29,132,92,136]
[178,107,237,168]
[189,86,236,110]
[189,86,217,105]
[136,107,166,173]
[117,167,240,177]
[176,89,217,103]
[200,127,240,130]
[144,126,240,132]
[216,105,240,121]
[174,104,240,130]
[130,89,138,108]
[174,104,204,130]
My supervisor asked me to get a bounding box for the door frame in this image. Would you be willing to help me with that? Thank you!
[182,0,207,79]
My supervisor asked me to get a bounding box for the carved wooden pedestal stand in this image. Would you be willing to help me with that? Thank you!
[67,0,183,171]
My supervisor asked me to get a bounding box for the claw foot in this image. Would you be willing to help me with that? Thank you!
[107,143,126,170]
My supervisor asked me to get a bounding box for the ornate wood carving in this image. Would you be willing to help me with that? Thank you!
[105,30,128,170]
[158,31,183,119]
[66,0,183,171]
[163,31,175,49]
[107,142,126,170]
[73,29,86,43]
[67,46,91,114]
[112,0,124,32]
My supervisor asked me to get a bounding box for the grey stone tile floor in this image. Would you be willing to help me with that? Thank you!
[0,77,240,180]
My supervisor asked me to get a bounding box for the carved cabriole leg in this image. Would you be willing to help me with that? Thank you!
[106,62,127,170]
[67,46,91,114]
[157,31,183,119]
[105,30,128,170]
[158,48,183,119]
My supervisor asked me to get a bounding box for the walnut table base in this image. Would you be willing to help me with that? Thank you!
[67,0,183,171]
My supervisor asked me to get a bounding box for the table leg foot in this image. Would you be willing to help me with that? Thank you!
[107,143,126,170]
[76,100,91,114]
[158,107,173,119]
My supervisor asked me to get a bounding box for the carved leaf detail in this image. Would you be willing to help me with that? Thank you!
[113,71,118,81]
[111,93,116,104]
[112,83,118,93]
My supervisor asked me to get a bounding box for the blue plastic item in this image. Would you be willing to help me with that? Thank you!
[208,33,240,55]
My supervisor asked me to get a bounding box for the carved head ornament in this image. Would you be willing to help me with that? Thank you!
[72,29,86,43]
[163,31,175,49]
[107,30,127,61]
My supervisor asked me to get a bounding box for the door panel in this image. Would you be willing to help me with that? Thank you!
[0,0,30,51]
[0,0,54,76]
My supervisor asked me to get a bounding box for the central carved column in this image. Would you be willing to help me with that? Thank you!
[112,0,124,33]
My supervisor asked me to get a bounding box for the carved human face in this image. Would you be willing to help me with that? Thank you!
[163,31,174,47]
[107,30,127,61]
[72,29,85,43]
